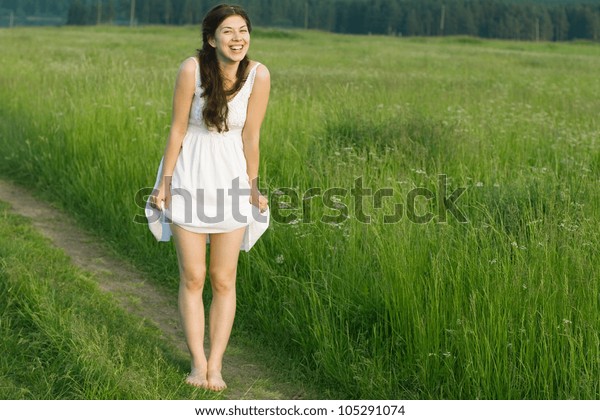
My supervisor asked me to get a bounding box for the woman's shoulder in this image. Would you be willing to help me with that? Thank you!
[180,56,199,72]
[249,60,270,81]
[172,57,198,93]
[175,57,199,83]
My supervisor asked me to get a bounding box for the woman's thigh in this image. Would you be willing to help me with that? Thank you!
[208,226,246,279]
[171,223,208,277]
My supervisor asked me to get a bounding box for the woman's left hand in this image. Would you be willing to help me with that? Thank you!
[250,192,269,213]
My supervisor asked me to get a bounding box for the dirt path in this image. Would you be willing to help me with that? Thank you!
[0,179,311,400]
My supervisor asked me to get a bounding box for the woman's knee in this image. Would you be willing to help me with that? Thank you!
[209,268,237,294]
[180,264,206,291]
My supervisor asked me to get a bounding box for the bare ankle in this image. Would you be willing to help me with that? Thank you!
[192,356,208,371]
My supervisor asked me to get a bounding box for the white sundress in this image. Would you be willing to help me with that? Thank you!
[145,57,270,251]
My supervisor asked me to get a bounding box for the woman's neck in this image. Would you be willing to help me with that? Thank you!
[219,60,241,83]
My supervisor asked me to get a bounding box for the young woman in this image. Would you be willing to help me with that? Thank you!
[147,4,270,391]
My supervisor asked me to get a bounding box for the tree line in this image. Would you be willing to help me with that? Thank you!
[2,0,599,41]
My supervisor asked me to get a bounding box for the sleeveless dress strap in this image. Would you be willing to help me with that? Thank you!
[191,56,201,96]
[246,62,261,93]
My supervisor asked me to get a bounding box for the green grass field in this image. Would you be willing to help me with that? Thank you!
[1,25,599,399]
[0,201,219,399]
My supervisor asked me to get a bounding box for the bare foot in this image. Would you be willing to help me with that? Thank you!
[185,367,208,389]
[206,370,227,392]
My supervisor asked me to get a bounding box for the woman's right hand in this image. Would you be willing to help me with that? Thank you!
[150,183,171,210]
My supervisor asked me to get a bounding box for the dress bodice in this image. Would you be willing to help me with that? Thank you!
[188,57,261,133]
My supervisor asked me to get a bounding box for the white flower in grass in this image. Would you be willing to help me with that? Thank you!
[303,191,320,200]
[475,181,484,187]
[442,352,451,358]
[275,254,285,264]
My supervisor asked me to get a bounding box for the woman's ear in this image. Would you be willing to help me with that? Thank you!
[208,36,216,48]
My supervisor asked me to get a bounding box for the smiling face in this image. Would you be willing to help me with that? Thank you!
[208,15,250,65]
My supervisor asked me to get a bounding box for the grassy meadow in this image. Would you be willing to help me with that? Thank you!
[0,201,218,399]
[0,25,599,399]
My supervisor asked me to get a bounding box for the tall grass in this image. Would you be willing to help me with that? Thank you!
[1,26,599,398]
[0,202,216,399]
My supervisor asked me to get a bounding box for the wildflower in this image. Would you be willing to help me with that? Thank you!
[275,254,285,264]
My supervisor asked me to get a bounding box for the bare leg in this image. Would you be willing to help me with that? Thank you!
[206,226,246,391]
[171,223,209,388]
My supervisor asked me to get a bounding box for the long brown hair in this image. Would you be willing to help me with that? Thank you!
[197,4,252,133]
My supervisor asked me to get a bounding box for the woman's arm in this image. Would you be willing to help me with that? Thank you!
[155,58,196,207]
[242,64,271,208]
